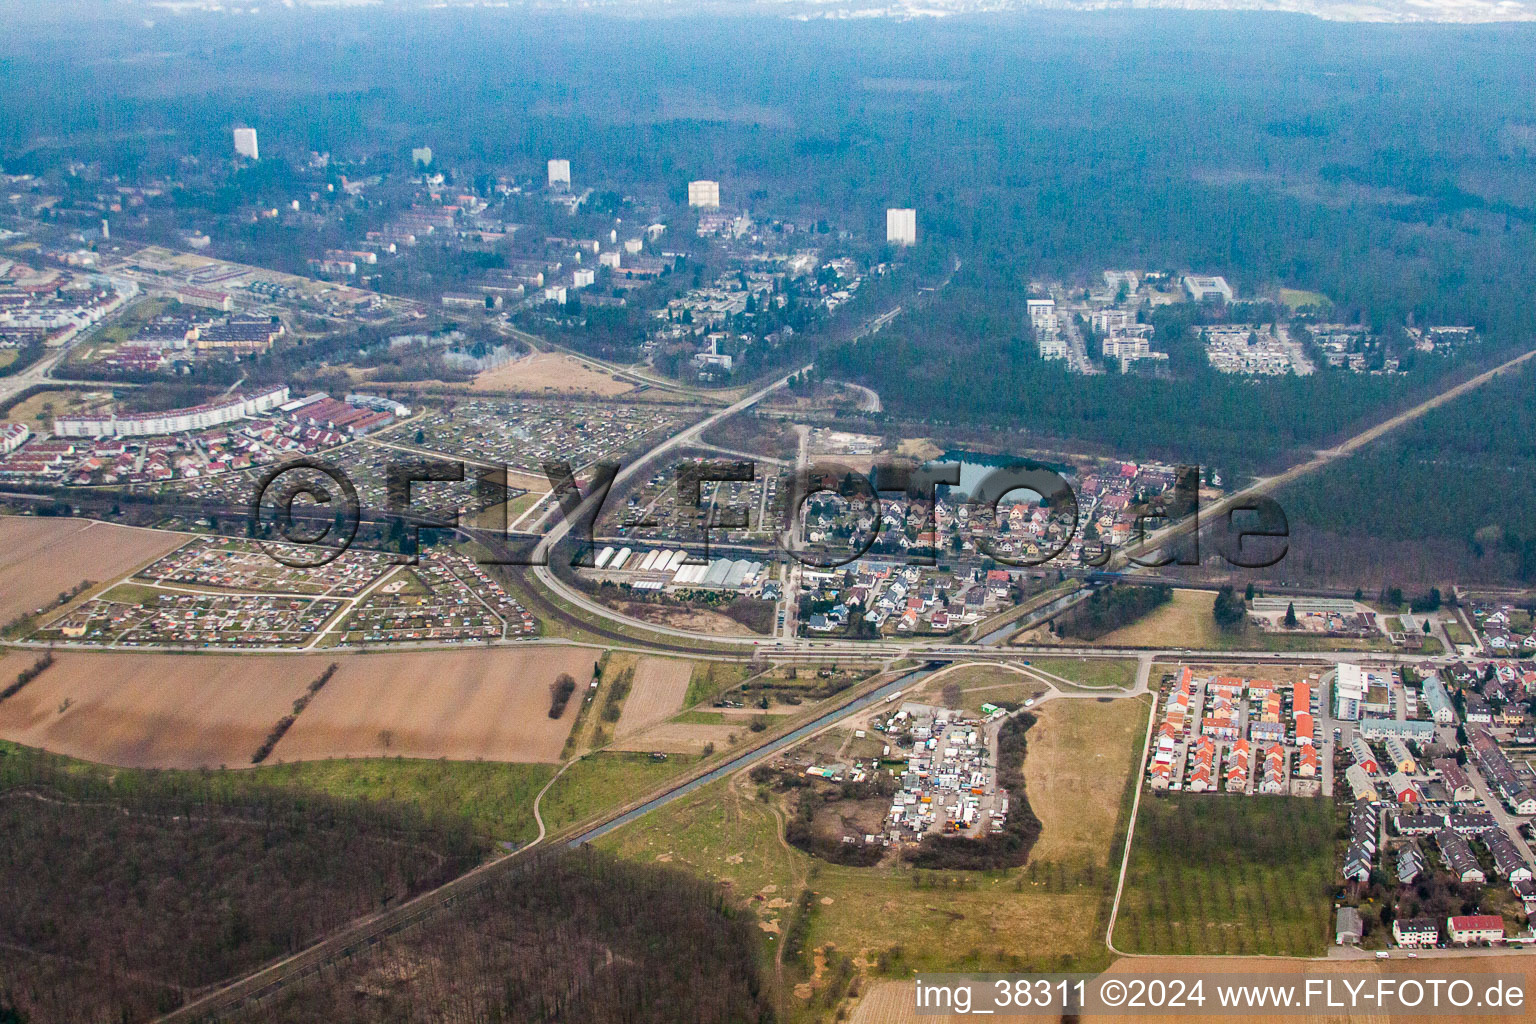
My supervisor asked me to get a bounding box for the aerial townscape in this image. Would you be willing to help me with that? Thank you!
[3,2,1536,1023]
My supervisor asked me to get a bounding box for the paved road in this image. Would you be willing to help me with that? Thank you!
[153,661,934,1023]
[828,379,882,413]
[1105,667,1160,956]
[1463,757,1536,866]
[525,360,816,645]
[0,283,143,406]
[508,325,1536,652]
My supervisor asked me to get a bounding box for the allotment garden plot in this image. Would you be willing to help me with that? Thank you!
[381,398,694,472]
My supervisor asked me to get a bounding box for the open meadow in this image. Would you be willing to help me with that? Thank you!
[1024,695,1151,870]
[599,695,1150,1010]
[1025,656,1140,689]
[1044,588,1392,653]
[912,663,1048,715]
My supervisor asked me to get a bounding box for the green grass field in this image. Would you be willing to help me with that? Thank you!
[539,750,699,833]
[598,697,1150,997]
[1279,288,1331,310]
[1075,590,1392,653]
[684,661,753,707]
[94,581,171,605]
[0,739,554,845]
[246,757,555,844]
[1024,656,1138,689]
[1113,794,1334,956]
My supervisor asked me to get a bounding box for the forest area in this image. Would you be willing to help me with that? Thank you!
[0,745,486,1024]
[227,848,774,1024]
[1270,358,1536,587]
[6,10,1536,482]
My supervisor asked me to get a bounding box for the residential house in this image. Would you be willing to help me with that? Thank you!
[1484,830,1533,882]
[1335,907,1363,945]
[1396,844,1426,885]
[1345,764,1377,803]
[1447,915,1504,945]
[1434,758,1476,802]
[1392,917,1439,948]
[1436,829,1486,884]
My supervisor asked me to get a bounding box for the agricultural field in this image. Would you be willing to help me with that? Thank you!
[465,351,636,396]
[0,651,329,769]
[609,720,743,755]
[852,954,1536,1024]
[0,647,43,687]
[1112,794,1334,957]
[0,646,593,768]
[0,517,186,626]
[614,657,694,738]
[272,646,592,763]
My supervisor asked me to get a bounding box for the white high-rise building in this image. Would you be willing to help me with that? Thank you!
[886,208,917,246]
[233,127,259,161]
[548,159,571,188]
[688,180,721,208]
